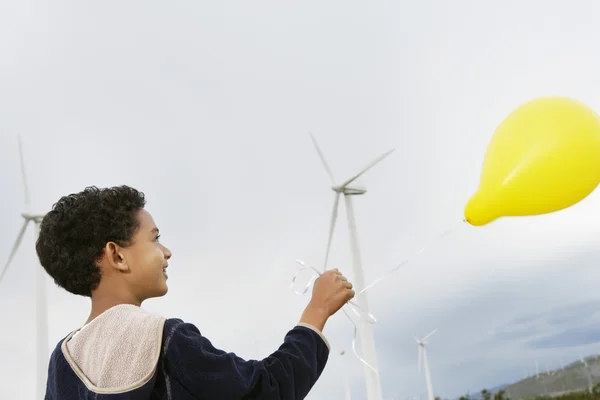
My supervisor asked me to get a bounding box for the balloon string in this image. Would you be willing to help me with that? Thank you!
[291,219,465,373]
[358,219,465,296]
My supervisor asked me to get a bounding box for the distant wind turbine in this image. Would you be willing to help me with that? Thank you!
[0,136,48,400]
[579,353,593,393]
[340,349,352,400]
[415,329,437,400]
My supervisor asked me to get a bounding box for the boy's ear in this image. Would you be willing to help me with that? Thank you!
[104,242,129,272]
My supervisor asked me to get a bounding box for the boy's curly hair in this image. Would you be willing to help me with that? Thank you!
[36,185,146,297]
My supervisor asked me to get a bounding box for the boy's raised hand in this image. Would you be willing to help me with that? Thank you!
[311,268,355,315]
[299,268,355,331]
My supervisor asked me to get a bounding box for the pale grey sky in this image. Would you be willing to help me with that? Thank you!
[3,1,600,399]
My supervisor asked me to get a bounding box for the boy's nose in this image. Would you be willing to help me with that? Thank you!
[162,245,172,260]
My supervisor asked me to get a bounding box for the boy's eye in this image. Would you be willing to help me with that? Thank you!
[155,235,161,242]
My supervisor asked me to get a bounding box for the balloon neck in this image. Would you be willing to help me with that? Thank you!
[464,190,501,226]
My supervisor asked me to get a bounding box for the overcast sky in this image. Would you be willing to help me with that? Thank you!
[3,1,600,399]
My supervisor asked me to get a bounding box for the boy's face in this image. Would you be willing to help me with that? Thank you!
[121,209,172,300]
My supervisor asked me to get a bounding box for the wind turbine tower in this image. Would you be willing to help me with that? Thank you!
[0,136,49,399]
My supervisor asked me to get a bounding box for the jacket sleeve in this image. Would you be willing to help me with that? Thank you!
[162,320,330,399]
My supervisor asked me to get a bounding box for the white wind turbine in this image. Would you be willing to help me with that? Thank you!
[340,349,352,400]
[415,329,437,400]
[309,133,394,400]
[534,360,549,396]
[0,136,49,399]
[579,353,593,393]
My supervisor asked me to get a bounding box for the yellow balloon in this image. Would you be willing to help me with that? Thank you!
[465,96,600,226]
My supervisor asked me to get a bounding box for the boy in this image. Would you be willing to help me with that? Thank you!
[37,185,355,399]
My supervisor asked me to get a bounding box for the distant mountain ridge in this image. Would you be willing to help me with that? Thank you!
[455,355,600,400]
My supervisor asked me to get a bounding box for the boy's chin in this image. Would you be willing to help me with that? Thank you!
[155,283,169,297]
[146,283,169,300]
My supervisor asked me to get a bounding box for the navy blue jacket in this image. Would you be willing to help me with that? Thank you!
[45,314,330,399]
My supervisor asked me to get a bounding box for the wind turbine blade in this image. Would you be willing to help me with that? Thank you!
[422,328,437,342]
[340,148,394,188]
[344,376,351,400]
[0,219,29,286]
[309,133,336,184]
[18,135,31,211]
[323,192,341,271]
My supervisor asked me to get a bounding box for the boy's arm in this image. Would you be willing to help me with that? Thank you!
[163,269,354,399]
[162,319,330,400]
